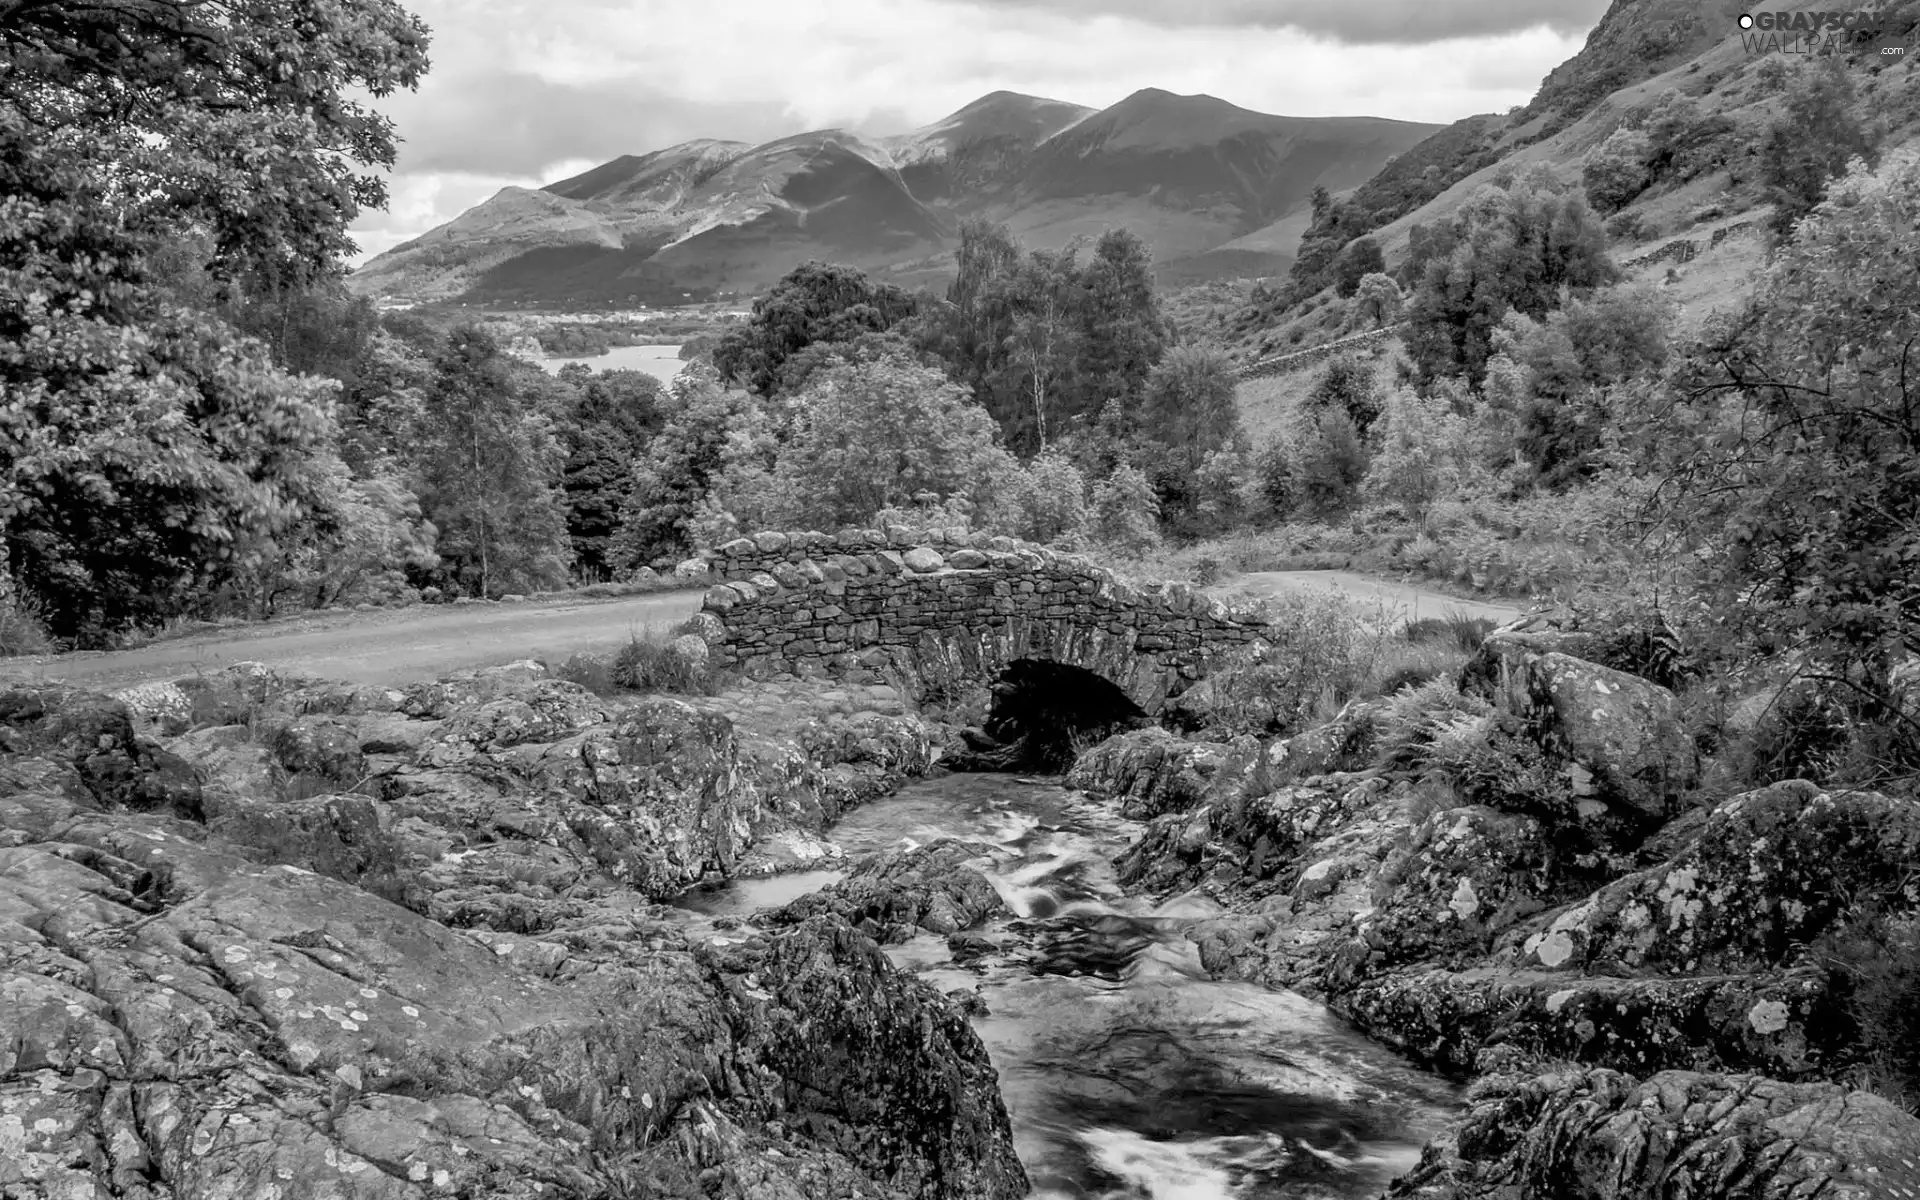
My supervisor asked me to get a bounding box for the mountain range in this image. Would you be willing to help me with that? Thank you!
[349,88,1441,306]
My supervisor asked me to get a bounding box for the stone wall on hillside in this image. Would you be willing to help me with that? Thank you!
[686,527,1272,721]
[1234,323,1402,382]
[1623,219,1757,272]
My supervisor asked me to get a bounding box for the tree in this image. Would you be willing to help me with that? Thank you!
[2,0,428,287]
[221,456,439,618]
[1496,284,1671,486]
[411,328,570,598]
[1090,464,1161,555]
[1582,127,1653,214]
[1140,345,1241,474]
[1403,169,1620,386]
[1000,248,1084,453]
[1074,229,1171,414]
[1761,61,1877,237]
[1292,409,1369,519]
[557,370,665,579]
[1354,272,1404,327]
[998,450,1089,546]
[1305,355,1385,440]
[1254,437,1296,521]
[616,365,761,566]
[700,354,1016,535]
[921,221,1168,457]
[1363,387,1462,520]
[0,0,430,641]
[1333,237,1387,298]
[1625,152,1920,705]
[711,262,920,397]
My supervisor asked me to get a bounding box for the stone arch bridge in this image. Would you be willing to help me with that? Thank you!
[691,527,1272,724]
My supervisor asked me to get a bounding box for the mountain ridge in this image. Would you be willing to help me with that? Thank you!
[350,88,1440,306]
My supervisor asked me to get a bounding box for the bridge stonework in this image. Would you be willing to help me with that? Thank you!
[690,527,1270,723]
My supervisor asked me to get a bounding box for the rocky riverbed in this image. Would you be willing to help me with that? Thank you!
[4,614,1919,1198]
[0,661,1019,1197]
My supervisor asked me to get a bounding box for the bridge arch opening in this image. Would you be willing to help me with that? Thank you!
[951,658,1150,774]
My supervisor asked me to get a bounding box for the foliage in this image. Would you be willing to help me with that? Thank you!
[1291,408,1370,520]
[1253,437,1296,521]
[1826,911,1920,1112]
[1493,284,1671,487]
[1190,442,1256,534]
[998,450,1089,546]
[1333,237,1386,298]
[1089,464,1161,557]
[1582,127,1654,214]
[555,370,664,580]
[0,591,53,657]
[221,458,437,617]
[1,0,429,287]
[1762,61,1877,236]
[536,324,640,357]
[1404,611,1498,653]
[1284,114,1506,299]
[1140,344,1241,474]
[710,261,920,397]
[1622,152,1920,707]
[704,353,1016,536]
[1186,591,1377,737]
[922,221,1169,456]
[1364,387,1466,520]
[612,632,714,695]
[1403,168,1620,386]
[1353,272,1404,328]
[1373,678,1496,773]
[553,652,618,698]
[1419,709,1568,810]
[1305,355,1385,438]
[614,366,761,567]
[0,1,429,642]
[410,328,570,598]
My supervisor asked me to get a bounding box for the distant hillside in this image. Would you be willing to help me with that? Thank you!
[350,89,1438,307]
[1222,0,1920,359]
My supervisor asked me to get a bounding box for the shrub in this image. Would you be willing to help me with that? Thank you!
[1404,611,1498,653]
[554,653,617,697]
[999,449,1089,546]
[1825,910,1920,1112]
[1254,438,1296,521]
[0,599,56,657]
[612,633,714,695]
[1089,464,1162,557]
[1582,127,1653,214]
[1373,677,1496,773]
[1422,709,1566,811]
[1292,408,1369,519]
[1194,592,1377,736]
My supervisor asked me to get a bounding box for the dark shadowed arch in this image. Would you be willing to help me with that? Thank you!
[949,658,1152,773]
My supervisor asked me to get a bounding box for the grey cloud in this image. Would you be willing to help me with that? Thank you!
[377,70,811,177]
[949,0,1610,44]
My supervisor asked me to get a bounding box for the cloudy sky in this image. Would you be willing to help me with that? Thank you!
[347,0,1611,264]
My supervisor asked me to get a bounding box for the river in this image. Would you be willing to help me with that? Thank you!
[673,772,1460,1199]
[537,343,686,384]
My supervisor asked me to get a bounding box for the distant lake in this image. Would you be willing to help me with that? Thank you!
[539,343,685,385]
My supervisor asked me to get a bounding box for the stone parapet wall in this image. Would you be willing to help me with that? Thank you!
[687,526,1272,715]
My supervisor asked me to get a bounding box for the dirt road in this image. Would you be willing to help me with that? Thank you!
[0,591,708,691]
[1210,570,1529,629]
[0,570,1528,694]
